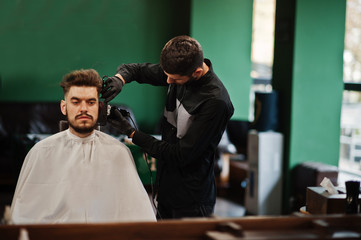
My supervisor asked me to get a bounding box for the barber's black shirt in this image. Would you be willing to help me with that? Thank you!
[117,59,234,209]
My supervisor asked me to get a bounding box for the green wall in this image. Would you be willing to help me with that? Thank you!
[0,0,190,132]
[190,0,253,120]
[289,0,345,169]
[273,0,346,212]
[1,0,250,127]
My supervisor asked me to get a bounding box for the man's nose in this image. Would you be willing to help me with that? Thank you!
[80,102,88,111]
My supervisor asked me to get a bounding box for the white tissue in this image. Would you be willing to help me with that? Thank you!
[320,177,338,195]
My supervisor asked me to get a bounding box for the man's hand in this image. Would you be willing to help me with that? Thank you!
[101,75,124,102]
[107,107,135,137]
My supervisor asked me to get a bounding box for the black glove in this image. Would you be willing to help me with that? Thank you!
[107,107,135,137]
[101,76,124,102]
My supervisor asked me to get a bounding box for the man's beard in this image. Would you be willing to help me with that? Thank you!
[67,114,97,134]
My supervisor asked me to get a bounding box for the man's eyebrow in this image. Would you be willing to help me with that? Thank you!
[70,97,97,101]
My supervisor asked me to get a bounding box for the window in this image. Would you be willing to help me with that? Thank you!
[339,0,361,177]
[251,0,275,89]
[249,0,275,121]
[250,0,361,178]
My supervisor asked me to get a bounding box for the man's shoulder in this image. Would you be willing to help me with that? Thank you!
[26,131,66,155]
[95,131,128,148]
[33,131,66,147]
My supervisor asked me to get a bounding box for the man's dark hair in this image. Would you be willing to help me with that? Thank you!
[60,69,103,96]
[160,35,204,76]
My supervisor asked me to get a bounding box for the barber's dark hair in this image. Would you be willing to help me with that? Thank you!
[160,35,204,76]
[60,69,102,96]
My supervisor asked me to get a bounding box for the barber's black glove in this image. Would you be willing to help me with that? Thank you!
[107,107,135,137]
[101,76,124,102]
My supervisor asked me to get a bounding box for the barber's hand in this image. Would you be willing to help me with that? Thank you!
[101,75,124,102]
[107,107,135,137]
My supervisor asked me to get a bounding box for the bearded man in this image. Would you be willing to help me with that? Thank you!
[10,69,156,224]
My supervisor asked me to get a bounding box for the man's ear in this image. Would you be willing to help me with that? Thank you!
[60,100,67,116]
[193,67,203,78]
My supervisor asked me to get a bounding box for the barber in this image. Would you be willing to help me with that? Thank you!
[103,35,234,219]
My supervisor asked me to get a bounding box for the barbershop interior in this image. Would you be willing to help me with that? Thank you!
[1,0,361,239]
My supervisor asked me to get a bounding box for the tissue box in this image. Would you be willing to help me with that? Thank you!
[306,187,346,214]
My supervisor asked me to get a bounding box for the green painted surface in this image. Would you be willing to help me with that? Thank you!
[289,0,346,169]
[0,0,190,132]
[190,0,253,120]
[272,0,346,212]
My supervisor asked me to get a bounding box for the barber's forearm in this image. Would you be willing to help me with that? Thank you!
[132,131,164,159]
[117,63,168,86]
[115,73,126,85]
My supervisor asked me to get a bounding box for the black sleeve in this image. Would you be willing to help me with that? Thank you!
[116,63,168,86]
[132,99,233,169]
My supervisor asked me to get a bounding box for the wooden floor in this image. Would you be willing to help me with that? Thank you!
[147,194,246,219]
[214,197,246,218]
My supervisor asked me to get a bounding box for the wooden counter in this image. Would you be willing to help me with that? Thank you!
[1,214,360,240]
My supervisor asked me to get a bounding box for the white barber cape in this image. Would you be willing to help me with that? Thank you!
[10,129,156,224]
